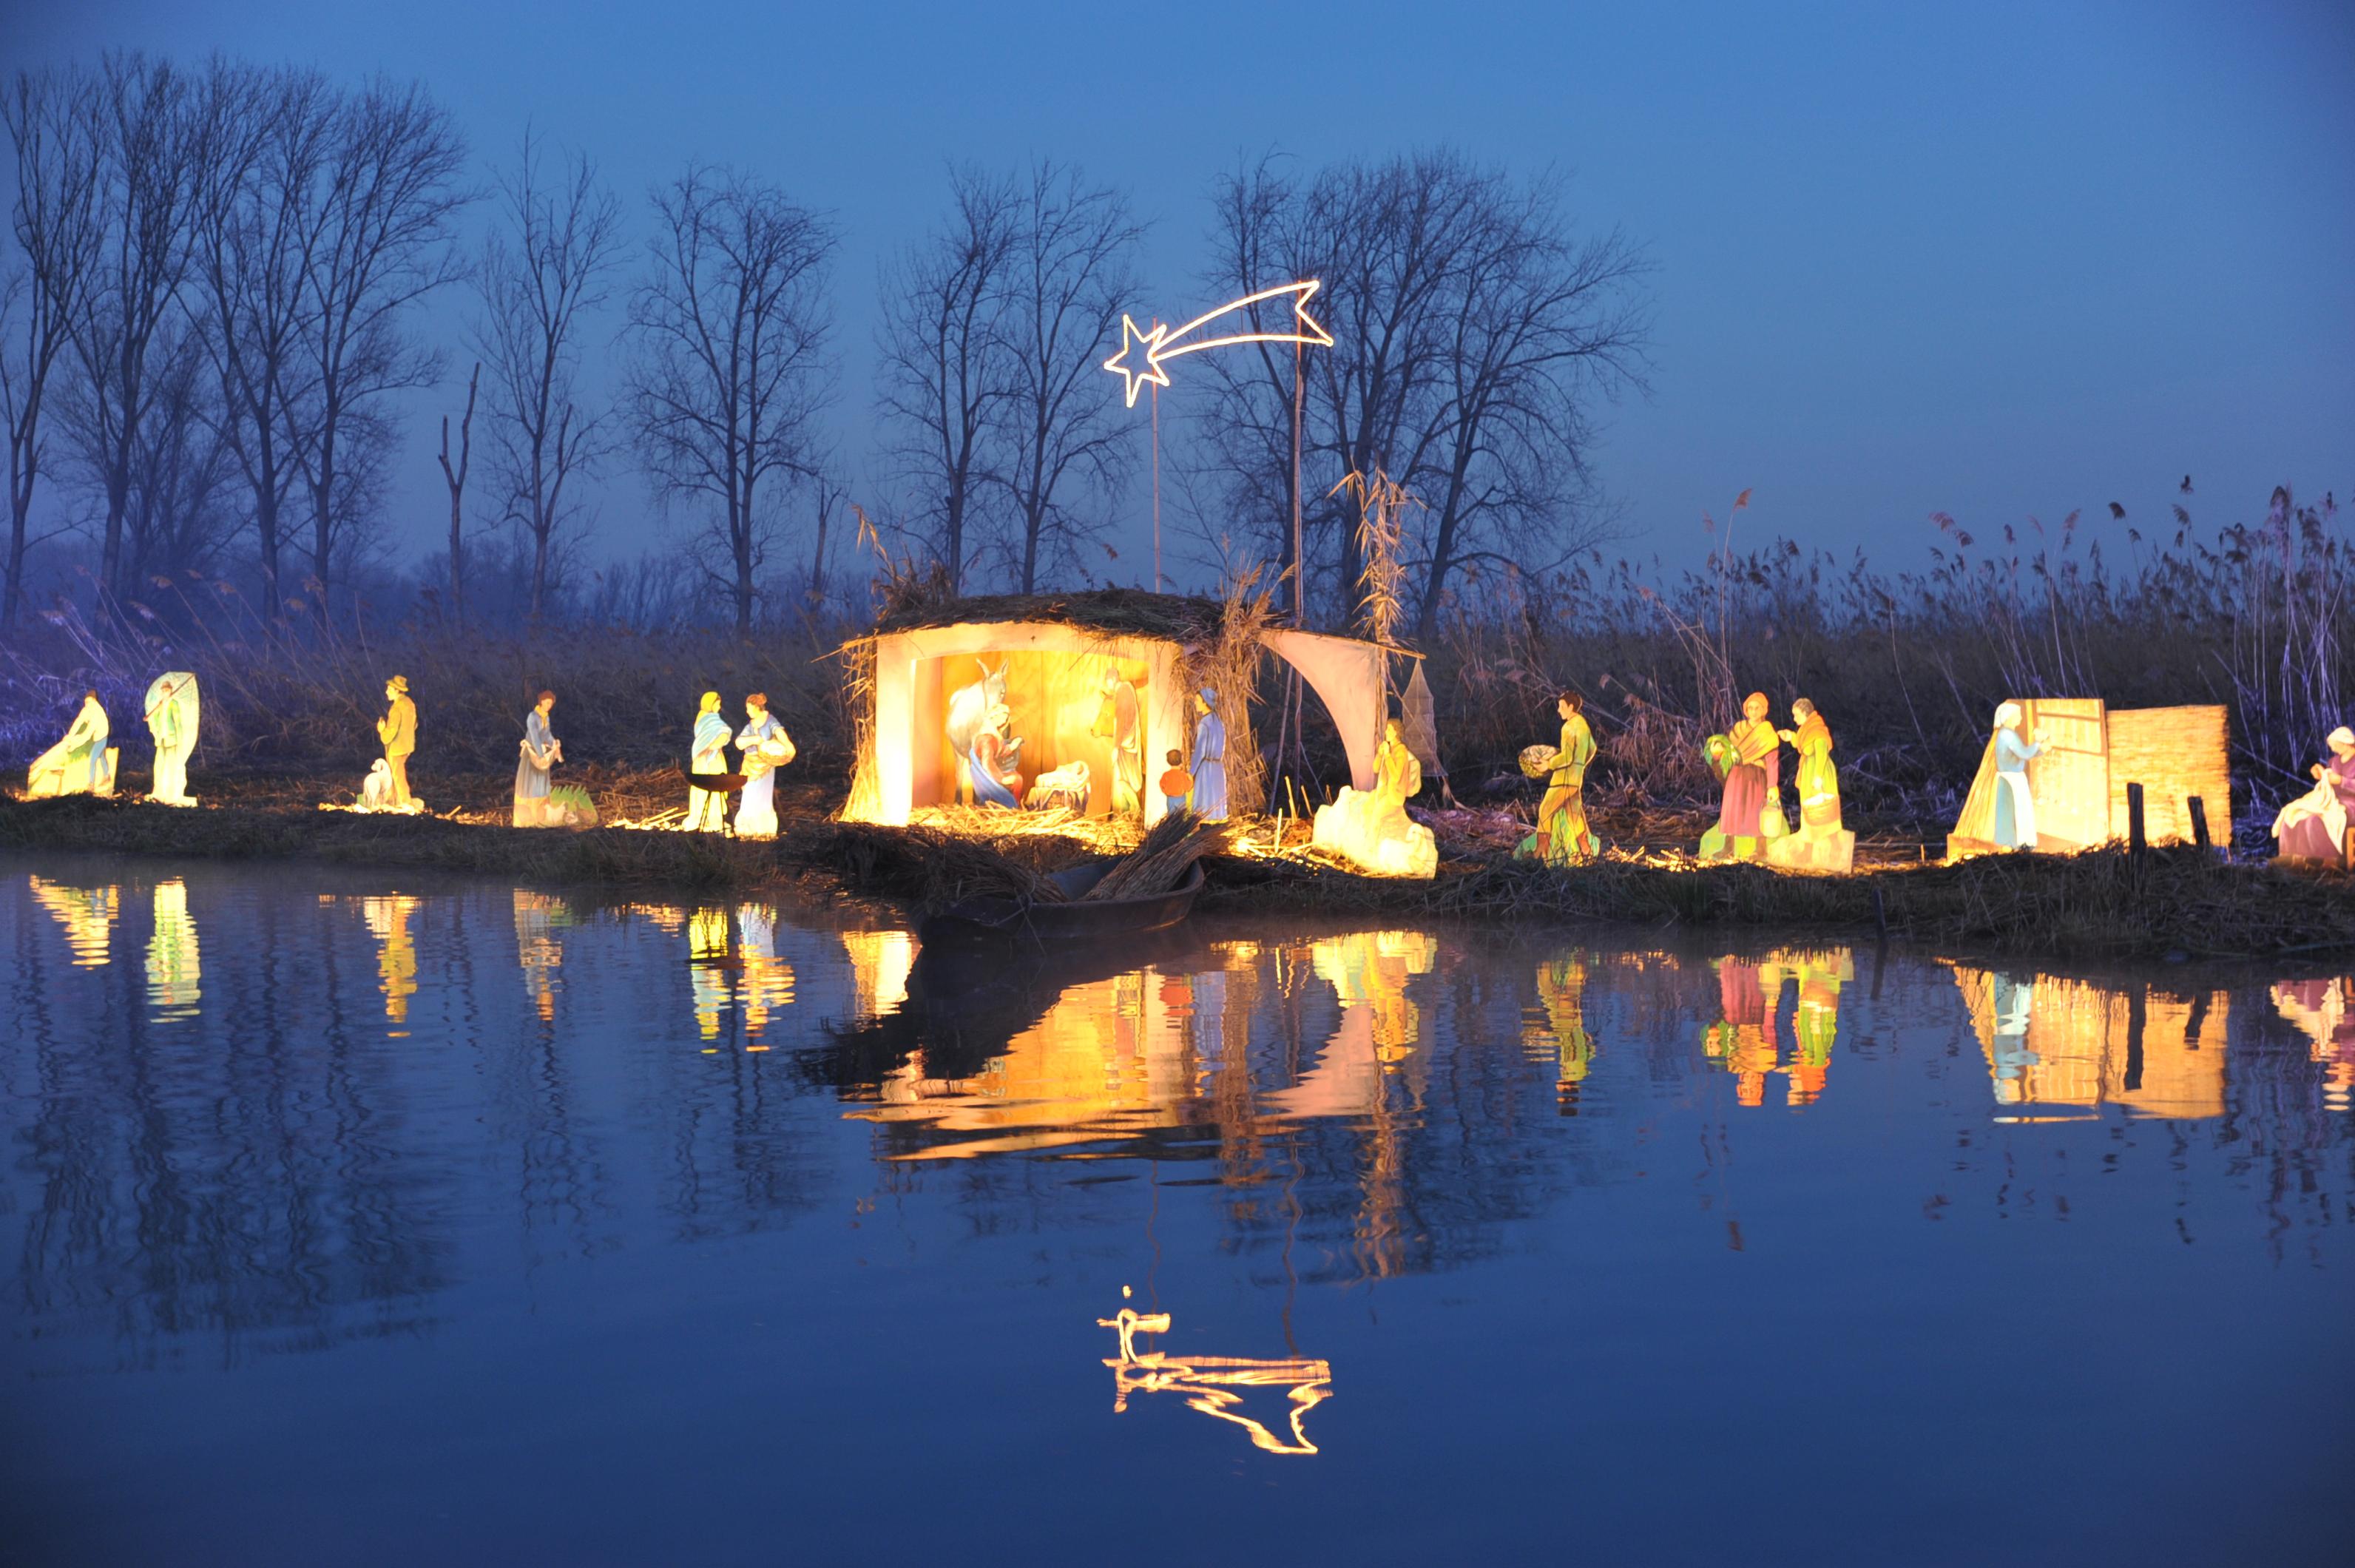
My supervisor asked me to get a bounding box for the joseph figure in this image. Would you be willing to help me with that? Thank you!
[1092,668,1142,820]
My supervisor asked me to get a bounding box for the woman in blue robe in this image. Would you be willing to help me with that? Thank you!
[969,702,1023,809]
[1189,689,1229,820]
[513,690,560,825]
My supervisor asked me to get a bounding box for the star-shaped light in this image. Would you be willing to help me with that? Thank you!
[1101,314,1172,408]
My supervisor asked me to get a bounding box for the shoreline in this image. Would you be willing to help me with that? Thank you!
[5,790,2351,964]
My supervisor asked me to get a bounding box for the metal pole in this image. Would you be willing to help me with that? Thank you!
[1291,339,1305,621]
[1151,376,1161,593]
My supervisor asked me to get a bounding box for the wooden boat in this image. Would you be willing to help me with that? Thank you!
[916,859,1205,947]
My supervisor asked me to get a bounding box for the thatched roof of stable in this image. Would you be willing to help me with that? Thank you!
[868,587,1230,642]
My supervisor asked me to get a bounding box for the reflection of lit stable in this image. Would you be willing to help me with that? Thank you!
[1946,962,2227,1121]
[838,589,1416,831]
[1947,698,2231,859]
[1097,1305,1333,1456]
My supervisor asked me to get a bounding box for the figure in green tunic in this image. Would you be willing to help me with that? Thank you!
[1781,698,1838,834]
[1517,692,1600,865]
[1527,951,1596,1112]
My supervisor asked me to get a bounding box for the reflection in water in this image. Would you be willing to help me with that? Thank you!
[672,904,807,1050]
[1950,964,2228,1121]
[690,906,729,1039]
[1098,1305,1333,1456]
[842,928,915,1018]
[845,930,1442,1165]
[145,879,201,1021]
[360,895,420,1030]
[28,874,117,967]
[6,860,2349,1486]
[1698,948,1853,1108]
[1785,948,1852,1107]
[1267,931,1436,1119]
[1527,951,1594,1111]
[733,906,797,1044]
[516,891,570,1021]
[2271,979,2355,1112]
[854,967,1183,1157]
[1704,954,1784,1107]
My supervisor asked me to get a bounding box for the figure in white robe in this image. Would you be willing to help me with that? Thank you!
[27,692,113,798]
[1990,702,2046,851]
[143,672,199,805]
[734,696,794,839]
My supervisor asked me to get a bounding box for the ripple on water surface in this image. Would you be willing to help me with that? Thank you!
[2,853,2351,1566]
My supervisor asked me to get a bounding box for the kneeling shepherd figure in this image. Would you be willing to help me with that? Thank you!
[27,690,115,798]
[1310,717,1438,879]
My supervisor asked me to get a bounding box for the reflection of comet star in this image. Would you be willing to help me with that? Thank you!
[1096,1305,1334,1456]
[1100,280,1334,408]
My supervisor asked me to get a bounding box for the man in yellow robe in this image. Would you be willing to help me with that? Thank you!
[376,675,417,809]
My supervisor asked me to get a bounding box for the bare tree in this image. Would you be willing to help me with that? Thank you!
[473,130,621,623]
[437,358,477,618]
[874,164,1017,594]
[1,64,104,626]
[800,457,848,635]
[626,163,837,636]
[291,75,467,616]
[189,59,330,615]
[997,160,1142,592]
[58,53,205,603]
[118,308,237,588]
[1410,188,1649,637]
[1197,150,1649,638]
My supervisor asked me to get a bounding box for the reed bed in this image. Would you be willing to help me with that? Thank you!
[7,484,2346,854]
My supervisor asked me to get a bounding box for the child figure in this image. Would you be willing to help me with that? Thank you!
[1159,748,1194,815]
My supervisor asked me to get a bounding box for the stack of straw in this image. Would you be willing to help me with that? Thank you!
[1084,811,1226,902]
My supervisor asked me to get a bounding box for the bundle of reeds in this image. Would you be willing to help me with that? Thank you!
[797,821,1070,907]
[1084,810,1226,901]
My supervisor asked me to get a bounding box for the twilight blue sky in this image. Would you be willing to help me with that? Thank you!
[9,0,2353,587]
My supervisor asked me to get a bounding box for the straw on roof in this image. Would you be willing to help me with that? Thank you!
[868,587,1230,641]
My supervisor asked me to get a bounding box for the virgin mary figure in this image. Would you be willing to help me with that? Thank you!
[969,702,1024,809]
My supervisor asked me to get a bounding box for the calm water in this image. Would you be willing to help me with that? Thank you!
[2,855,2351,1566]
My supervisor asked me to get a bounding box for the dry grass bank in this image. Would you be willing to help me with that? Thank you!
[7,789,2354,962]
